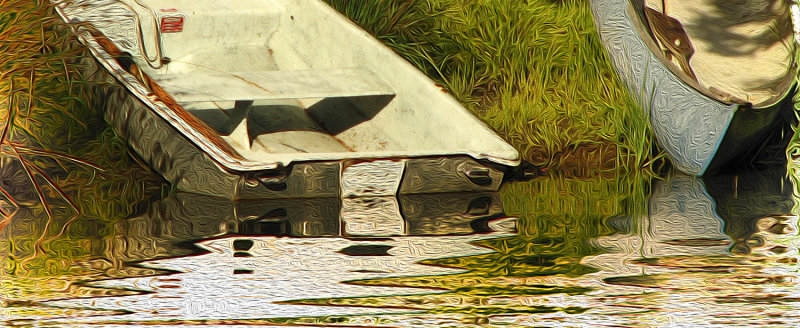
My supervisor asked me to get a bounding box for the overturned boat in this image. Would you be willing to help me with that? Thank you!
[53,0,519,199]
[591,0,798,175]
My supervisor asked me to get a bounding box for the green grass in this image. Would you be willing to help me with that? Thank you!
[325,0,661,175]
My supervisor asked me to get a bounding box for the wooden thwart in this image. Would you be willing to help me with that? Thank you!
[151,67,396,103]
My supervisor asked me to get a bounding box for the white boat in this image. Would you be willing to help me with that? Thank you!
[52,0,519,199]
[591,0,798,175]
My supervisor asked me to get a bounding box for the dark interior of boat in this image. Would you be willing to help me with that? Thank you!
[184,94,394,154]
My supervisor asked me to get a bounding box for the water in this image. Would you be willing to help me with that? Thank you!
[2,164,799,327]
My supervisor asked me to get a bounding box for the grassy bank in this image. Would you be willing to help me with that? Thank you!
[325,0,660,175]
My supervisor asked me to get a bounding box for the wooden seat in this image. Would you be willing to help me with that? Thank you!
[150,67,395,103]
[155,68,393,153]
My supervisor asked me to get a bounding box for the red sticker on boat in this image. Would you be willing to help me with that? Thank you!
[160,16,184,33]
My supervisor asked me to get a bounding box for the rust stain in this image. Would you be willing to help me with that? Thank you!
[226,73,276,95]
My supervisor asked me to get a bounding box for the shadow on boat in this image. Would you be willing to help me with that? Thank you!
[686,0,792,57]
[306,95,395,134]
[186,94,394,146]
[705,90,797,175]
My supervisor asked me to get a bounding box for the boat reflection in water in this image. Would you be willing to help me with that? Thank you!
[704,166,796,256]
[592,166,794,263]
[7,165,800,327]
[44,192,516,324]
[581,165,799,327]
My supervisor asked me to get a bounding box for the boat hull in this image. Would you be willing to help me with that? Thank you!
[56,0,518,199]
[590,0,796,175]
[90,72,507,199]
[705,92,797,174]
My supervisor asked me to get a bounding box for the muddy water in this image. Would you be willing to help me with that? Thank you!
[1,164,799,327]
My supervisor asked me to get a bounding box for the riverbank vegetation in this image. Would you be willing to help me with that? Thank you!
[0,2,165,303]
[324,0,663,176]
[0,0,162,234]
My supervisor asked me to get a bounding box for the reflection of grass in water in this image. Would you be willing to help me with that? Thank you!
[0,0,163,305]
[786,33,800,214]
[0,206,158,303]
[325,0,660,174]
[788,89,800,214]
[277,175,652,319]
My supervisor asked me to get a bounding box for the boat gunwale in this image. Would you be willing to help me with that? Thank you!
[52,1,521,173]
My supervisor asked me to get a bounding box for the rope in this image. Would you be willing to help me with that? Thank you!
[116,0,164,69]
